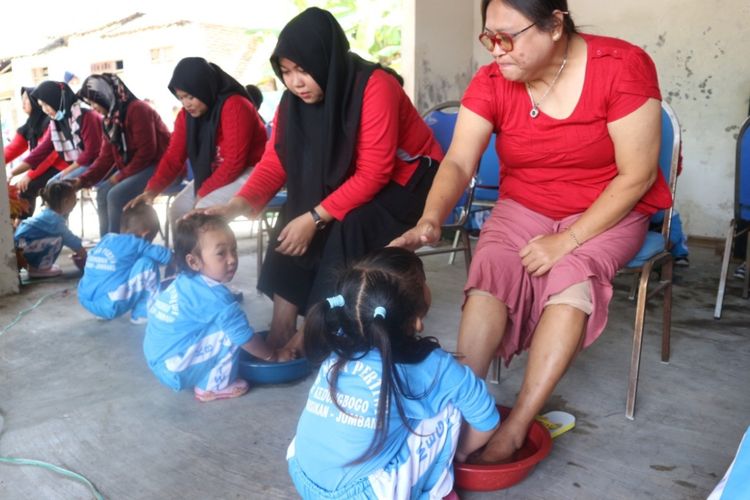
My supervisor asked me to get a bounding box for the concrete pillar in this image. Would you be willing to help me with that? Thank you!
[0,112,21,296]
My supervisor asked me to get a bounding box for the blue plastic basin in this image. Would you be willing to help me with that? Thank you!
[238,351,311,385]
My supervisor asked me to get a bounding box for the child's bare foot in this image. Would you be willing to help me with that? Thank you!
[194,379,249,402]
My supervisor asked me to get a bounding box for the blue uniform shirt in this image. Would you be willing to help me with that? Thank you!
[14,208,82,268]
[77,233,171,303]
[143,273,254,390]
[294,348,500,491]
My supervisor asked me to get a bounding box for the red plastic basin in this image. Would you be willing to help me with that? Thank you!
[454,405,553,491]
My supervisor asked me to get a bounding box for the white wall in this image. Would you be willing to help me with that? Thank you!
[404,0,476,112]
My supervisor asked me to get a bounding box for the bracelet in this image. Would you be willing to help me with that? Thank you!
[568,229,582,248]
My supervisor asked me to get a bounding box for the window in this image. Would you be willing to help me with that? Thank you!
[31,67,48,84]
[150,46,175,64]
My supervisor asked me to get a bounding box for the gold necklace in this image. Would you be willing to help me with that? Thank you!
[526,41,569,119]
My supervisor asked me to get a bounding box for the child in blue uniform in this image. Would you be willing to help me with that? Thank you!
[78,204,171,323]
[143,213,293,402]
[288,247,500,499]
[14,182,86,278]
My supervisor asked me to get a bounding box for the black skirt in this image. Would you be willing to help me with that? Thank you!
[257,156,439,313]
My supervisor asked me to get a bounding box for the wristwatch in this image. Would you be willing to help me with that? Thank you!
[309,208,327,230]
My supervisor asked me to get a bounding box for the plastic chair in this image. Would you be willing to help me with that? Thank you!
[714,116,750,319]
[416,101,475,272]
[618,101,681,420]
[448,133,500,265]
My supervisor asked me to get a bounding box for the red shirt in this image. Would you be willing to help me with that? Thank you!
[24,111,103,169]
[461,33,672,219]
[146,95,266,198]
[78,100,171,188]
[237,69,444,220]
[3,129,68,180]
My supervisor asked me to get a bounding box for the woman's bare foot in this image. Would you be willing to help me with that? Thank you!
[472,421,527,464]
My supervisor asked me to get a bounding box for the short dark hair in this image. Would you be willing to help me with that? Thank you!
[40,182,76,213]
[481,0,577,36]
[121,204,161,241]
[174,213,233,274]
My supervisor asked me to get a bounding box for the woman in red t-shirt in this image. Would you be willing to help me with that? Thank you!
[394,0,672,463]
[206,8,443,350]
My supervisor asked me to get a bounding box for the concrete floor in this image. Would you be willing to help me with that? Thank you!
[0,215,748,499]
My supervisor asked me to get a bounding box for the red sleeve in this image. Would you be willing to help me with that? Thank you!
[75,112,104,166]
[146,111,188,194]
[235,110,287,211]
[197,96,265,198]
[27,150,66,180]
[320,72,399,220]
[23,125,55,168]
[4,133,29,163]
[78,141,115,187]
[461,64,500,125]
[607,46,661,122]
[117,101,162,180]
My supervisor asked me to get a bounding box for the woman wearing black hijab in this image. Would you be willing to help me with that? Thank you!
[5,87,69,217]
[69,73,171,235]
[21,81,103,186]
[125,57,267,236]
[208,7,444,350]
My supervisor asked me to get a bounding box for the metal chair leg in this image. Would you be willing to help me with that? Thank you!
[488,356,501,384]
[661,258,673,363]
[714,219,736,319]
[626,261,652,420]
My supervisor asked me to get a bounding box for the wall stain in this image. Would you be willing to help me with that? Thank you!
[673,480,697,489]
[656,32,667,47]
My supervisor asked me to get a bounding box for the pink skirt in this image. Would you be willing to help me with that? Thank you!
[464,199,649,364]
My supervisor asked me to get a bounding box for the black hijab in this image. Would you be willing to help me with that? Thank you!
[168,57,250,193]
[271,7,386,221]
[17,87,49,150]
[31,81,81,142]
[78,73,137,163]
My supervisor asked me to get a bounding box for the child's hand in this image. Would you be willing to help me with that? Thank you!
[275,347,298,362]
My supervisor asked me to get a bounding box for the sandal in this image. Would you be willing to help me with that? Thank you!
[194,379,249,402]
[27,265,62,278]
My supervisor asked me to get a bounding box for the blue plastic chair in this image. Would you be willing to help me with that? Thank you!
[714,116,750,318]
[417,101,476,273]
[618,101,681,420]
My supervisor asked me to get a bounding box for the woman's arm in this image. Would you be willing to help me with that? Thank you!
[114,102,160,180]
[519,98,662,276]
[390,106,493,249]
[4,132,29,165]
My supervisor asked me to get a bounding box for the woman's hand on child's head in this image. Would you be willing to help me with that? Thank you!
[389,218,441,250]
[124,191,157,210]
[276,213,316,256]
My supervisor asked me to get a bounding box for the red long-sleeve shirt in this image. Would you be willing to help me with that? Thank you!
[24,111,103,169]
[78,100,171,188]
[145,95,266,198]
[3,129,68,180]
[237,69,444,220]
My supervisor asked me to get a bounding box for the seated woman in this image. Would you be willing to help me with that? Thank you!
[70,74,171,236]
[393,0,672,463]
[11,81,103,209]
[5,87,68,218]
[126,57,267,236]
[207,7,443,350]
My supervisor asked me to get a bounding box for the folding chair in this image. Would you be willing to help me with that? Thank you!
[714,116,750,319]
[618,101,681,420]
[256,190,287,277]
[158,161,193,246]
